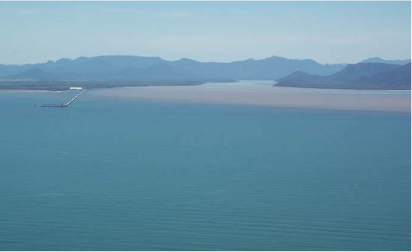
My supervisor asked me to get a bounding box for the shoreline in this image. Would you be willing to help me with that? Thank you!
[0,89,59,93]
[0,79,235,91]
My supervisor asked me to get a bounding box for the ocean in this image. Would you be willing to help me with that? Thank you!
[0,87,410,250]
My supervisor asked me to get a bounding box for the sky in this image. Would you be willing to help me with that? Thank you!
[0,1,410,65]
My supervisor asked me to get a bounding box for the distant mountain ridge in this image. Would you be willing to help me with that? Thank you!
[276,62,411,90]
[0,55,346,81]
[361,57,411,65]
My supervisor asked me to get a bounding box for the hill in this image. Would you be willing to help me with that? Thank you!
[361,57,410,65]
[276,63,411,90]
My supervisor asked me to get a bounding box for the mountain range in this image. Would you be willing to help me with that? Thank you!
[0,55,410,90]
[276,62,411,90]
[0,55,346,81]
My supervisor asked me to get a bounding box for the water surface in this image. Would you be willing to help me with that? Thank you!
[0,88,410,250]
[92,81,411,112]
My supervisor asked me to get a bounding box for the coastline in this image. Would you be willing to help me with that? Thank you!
[0,79,236,91]
[0,89,59,93]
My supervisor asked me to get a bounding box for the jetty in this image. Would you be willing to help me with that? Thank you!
[41,88,87,108]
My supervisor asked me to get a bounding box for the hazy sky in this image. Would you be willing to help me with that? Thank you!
[0,1,410,65]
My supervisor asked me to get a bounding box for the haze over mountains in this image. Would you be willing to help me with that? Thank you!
[0,55,346,81]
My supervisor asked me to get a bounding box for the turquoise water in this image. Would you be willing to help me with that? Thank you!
[0,90,410,250]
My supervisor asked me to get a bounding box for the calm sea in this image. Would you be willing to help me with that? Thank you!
[0,89,410,250]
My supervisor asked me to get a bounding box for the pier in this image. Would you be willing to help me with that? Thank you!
[41,88,87,108]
